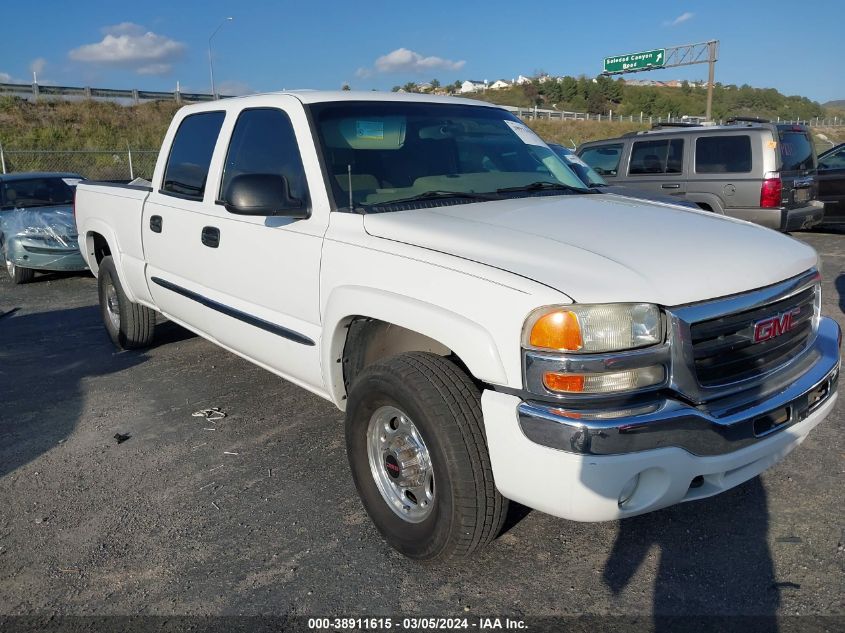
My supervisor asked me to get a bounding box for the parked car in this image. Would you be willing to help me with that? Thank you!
[817,142,845,223]
[0,172,88,283]
[577,119,825,232]
[547,143,699,208]
[75,92,839,560]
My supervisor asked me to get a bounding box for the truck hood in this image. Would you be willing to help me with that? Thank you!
[363,194,818,306]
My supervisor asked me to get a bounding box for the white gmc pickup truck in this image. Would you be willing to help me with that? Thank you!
[75,92,840,560]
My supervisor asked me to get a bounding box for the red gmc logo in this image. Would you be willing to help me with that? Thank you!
[753,308,801,343]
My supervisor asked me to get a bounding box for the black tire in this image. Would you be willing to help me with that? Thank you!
[345,352,507,560]
[97,255,156,349]
[5,256,35,284]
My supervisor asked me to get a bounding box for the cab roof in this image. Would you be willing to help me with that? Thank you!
[181,90,503,112]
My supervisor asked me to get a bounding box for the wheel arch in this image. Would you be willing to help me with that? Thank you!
[82,222,139,303]
[322,286,508,408]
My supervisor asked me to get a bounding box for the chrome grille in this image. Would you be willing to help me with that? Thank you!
[690,286,817,387]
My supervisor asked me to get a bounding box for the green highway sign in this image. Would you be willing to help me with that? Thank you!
[603,49,666,74]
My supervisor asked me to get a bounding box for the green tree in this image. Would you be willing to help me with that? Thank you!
[403,82,418,93]
[430,79,441,89]
[391,85,401,92]
[341,83,351,91]
[560,76,578,102]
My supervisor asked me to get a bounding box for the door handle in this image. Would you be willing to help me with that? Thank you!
[201,226,220,248]
[150,215,163,233]
[661,184,681,189]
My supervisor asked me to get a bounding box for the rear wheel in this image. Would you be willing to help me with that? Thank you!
[5,257,34,284]
[97,256,156,349]
[345,352,507,560]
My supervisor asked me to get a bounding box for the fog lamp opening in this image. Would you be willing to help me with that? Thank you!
[618,473,641,508]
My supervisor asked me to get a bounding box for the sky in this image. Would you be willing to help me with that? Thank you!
[1,0,843,103]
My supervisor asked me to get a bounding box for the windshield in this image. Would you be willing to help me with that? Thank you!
[310,101,587,211]
[548,144,607,187]
[778,129,816,172]
[0,177,78,210]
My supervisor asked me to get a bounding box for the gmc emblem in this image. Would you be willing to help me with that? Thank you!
[753,308,801,343]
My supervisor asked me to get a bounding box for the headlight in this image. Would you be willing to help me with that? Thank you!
[523,303,663,354]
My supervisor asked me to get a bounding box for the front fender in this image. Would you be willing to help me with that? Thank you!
[321,285,508,407]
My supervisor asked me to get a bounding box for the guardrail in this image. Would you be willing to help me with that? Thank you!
[505,106,842,127]
[0,82,228,104]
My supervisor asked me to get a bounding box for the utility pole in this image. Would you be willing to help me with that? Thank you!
[705,40,717,122]
[208,17,233,100]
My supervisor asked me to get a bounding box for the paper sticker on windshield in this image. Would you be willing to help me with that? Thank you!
[62,178,82,186]
[356,120,384,140]
[504,120,547,147]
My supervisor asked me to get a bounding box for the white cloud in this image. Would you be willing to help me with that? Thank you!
[69,23,186,75]
[29,58,47,75]
[356,48,465,77]
[0,72,11,83]
[664,11,694,26]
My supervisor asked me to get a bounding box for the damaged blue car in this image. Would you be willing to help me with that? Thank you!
[0,172,88,284]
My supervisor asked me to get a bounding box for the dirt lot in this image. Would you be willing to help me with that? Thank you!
[1,228,843,631]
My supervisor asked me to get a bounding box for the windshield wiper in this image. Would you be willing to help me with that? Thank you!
[496,181,593,195]
[366,190,502,207]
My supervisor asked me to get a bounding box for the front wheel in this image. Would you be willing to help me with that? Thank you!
[5,257,34,284]
[345,352,507,560]
[97,255,156,349]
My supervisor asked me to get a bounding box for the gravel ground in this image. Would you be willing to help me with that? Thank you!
[0,229,843,630]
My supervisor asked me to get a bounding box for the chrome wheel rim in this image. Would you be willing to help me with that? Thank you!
[105,280,120,329]
[5,258,14,277]
[366,405,435,523]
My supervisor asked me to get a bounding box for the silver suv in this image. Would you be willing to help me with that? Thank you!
[577,118,824,231]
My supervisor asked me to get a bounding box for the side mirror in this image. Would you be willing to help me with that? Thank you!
[222,173,307,218]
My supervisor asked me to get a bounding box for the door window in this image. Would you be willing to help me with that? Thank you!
[578,143,624,177]
[819,147,845,170]
[628,139,684,175]
[220,108,309,206]
[161,111,226,199]
[695,135,752,173]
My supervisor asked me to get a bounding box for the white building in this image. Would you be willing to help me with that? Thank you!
[489,79,511,90]
[460,79,487,94]
[515,75,532,85]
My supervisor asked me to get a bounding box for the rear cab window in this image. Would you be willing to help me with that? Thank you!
[778,127,816,172]
[628,139,684,175]
[695,135,752,173]
[161,111,226,200]
[578,143,624,177]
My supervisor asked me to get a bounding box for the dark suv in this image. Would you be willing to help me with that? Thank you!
[577,119,824,232]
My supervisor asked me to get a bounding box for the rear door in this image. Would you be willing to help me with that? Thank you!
[776,125,818,208]
[623,137,686,199]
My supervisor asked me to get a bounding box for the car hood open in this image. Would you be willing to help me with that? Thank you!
[363,194,818,306]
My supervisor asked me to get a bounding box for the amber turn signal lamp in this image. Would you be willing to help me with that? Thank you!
[543,372,585,393]
[530,310,582,351]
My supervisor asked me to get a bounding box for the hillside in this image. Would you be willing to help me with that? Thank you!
[0,94,841,165]
[0,97,179,150]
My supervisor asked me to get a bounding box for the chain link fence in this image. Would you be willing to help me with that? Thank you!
[0,148,158,181]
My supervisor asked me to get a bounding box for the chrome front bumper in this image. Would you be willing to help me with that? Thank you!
[517,316,840,457]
